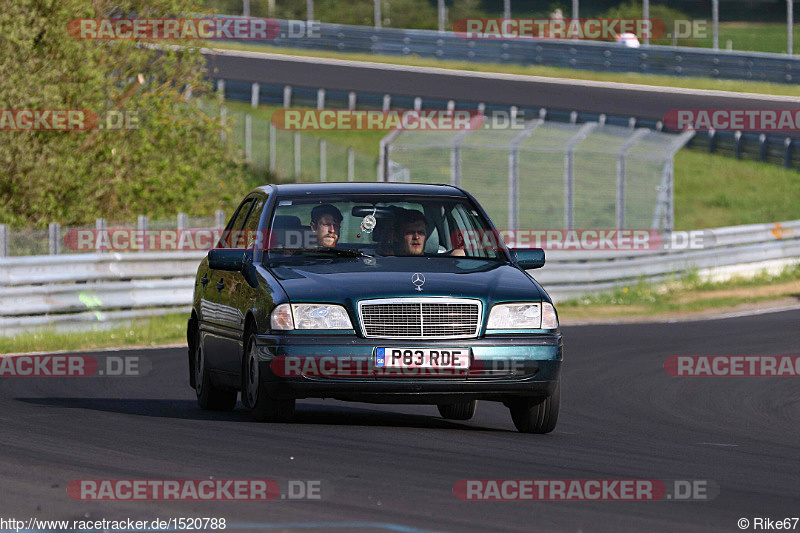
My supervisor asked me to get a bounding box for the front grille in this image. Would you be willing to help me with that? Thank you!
[358,298,482,339]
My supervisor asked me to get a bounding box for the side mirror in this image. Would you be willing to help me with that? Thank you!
[513,248,545,270]
[208,249,246,272]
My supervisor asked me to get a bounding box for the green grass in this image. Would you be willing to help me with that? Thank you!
[674,150,800,229]
[0,313,188,355]
[695,22,799,55]
[210,42,800,98]
[557,264,800,320]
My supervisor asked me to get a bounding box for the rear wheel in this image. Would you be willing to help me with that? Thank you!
[508,380,560,434]
[437,400,477,420]
[194,331,237,411]
[243,333,295,422]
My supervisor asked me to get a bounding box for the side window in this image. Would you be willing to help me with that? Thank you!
[242,196,266,249]
[218,198,253,249]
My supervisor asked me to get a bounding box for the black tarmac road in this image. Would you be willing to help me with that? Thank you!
[207,50,800,126]
[1,310,798,532]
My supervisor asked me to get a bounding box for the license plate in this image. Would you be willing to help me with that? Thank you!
[376,348,470,370]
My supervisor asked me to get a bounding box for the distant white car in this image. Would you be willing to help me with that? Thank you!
[616,32,641,48]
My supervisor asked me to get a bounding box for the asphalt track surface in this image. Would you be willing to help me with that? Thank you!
[206,49,800,126]
[1,310,798,533]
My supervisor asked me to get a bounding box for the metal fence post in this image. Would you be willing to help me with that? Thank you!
[269,123,276,172]
[294,132,302,181]
[382,94,391,112]
[0,224,8,257]
[708,129,717,153]
[307,0,314,21]
[413,97,422,112]
[348,148,355,181]
[283,85,292,108]
[374,0,381,28]
[348,91,357,110]
[317,88,326,110]
[220,104,227,142]
[789,0,794,56]
[616,128,650,230]
[759,134,768,161]
[508,120,543,230]
[784,137,793,168]
[177,213,187,252]
[734,131,743,159]
[251,82,260,108]
[666,159,675,232]
[563,123,597,230]
[378,129,402,182]
[245,114,252,164]
[137,215,148,252]
[320,139,327,181]
[216,79,225,101]
[96,218,107,253]
[215,210,226,229]
[48,222,61,255]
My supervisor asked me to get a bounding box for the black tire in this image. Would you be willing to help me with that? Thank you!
[437,400,477,420]
[242,333,295,423]
[508,380,560,434]
[194,330,237,411]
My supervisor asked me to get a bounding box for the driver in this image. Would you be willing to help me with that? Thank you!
[310,204,343,248]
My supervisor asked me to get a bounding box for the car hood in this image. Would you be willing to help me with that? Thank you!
[264,256,545,307]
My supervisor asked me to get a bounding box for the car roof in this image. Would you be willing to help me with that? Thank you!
[254,182,467,197]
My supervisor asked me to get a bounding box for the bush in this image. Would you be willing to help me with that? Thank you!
[599,1,700,47]
[0,0,252,226]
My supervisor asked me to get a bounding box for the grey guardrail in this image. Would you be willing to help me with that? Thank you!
[233,19,800,84]
[1,221,798,334]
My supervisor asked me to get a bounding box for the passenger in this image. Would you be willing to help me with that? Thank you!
[310,204,342,248]
[395,209,428,256]
[395,209,466,257]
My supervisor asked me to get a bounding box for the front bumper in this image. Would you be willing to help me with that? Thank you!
[254,333,562,403]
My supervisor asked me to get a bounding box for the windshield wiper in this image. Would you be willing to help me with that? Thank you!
[271,247,372,258]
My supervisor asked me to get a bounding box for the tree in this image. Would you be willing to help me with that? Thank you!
[0,0,251,225]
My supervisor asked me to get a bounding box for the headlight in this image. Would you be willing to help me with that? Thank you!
[270,303,353,331]
[487,303,542,329]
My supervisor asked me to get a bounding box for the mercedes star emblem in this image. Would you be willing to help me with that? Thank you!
[411,272,425,291]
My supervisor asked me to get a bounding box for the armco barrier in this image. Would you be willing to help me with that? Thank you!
[240,19,800,84]
[1,221,798,334]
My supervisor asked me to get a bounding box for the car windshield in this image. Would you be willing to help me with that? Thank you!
[266,193,505,261]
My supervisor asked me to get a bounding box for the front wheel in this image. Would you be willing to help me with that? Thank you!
[194,331,237,411]
[437,400,477,420]
[243,334,295,422]
[508,380,560,434]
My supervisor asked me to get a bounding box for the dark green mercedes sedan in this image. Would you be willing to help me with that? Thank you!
[187,182,562,433]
